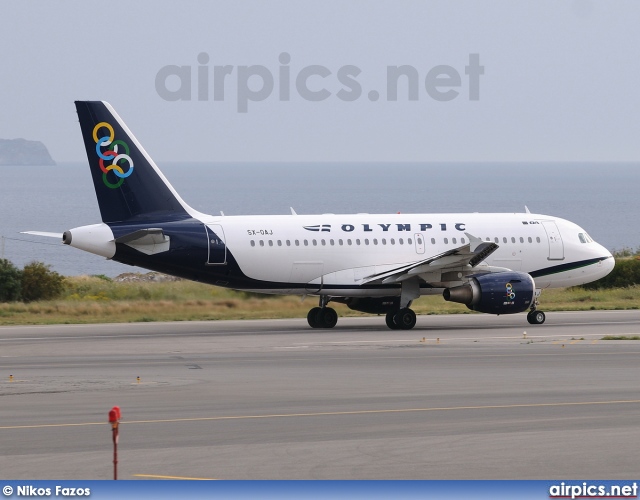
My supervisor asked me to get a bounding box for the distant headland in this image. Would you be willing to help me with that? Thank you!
[0,138,56,166]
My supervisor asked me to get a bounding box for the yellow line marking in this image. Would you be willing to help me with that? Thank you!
[570,339,583,344]
[133,474,215,480]
[592,340,599,344]
[2,399,640,430]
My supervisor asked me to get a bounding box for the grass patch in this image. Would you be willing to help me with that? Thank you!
[601,335,640,340]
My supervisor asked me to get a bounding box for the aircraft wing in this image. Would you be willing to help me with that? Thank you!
[361,233,498,285]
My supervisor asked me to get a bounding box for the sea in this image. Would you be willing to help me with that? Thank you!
[1,162,638,277]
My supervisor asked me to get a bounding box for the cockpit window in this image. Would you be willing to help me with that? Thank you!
[578,233,593,244]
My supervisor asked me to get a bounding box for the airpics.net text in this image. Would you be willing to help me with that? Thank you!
[155,52,483,112]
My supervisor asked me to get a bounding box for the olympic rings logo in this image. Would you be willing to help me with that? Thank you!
[92,122,134,189]
[505,283,516,301]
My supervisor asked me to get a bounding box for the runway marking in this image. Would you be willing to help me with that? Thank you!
[2,399,640,430]
[132,474,215,480]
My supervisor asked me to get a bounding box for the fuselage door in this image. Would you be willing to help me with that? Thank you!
[206,224,227,265]
[540,220,564,261]
[414,233,425,254]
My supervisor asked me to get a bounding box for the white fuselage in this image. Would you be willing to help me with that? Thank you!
[195,211,614,296]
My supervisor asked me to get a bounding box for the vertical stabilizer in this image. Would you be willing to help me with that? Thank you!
[75,101,198,223]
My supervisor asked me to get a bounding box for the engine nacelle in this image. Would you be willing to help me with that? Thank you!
[443,271,535,315]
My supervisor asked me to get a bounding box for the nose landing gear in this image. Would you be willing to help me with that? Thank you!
[526,289,546,324]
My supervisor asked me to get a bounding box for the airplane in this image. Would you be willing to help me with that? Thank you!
[25,101,615,330]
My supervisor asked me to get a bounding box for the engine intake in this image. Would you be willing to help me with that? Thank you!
[443,271,535,315]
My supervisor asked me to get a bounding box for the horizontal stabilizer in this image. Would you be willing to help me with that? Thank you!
[21,231,63,239]
[114,228,170,255]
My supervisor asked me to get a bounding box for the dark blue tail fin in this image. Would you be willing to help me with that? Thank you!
[75,101,196,223]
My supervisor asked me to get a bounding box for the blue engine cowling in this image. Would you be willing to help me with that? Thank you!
[443,272,535,315]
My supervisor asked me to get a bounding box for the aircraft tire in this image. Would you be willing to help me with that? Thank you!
[307,307,322,328]
[527,310,546,325]
[319,307,338,328]
[385,312,400,330]
[394,308,417,330]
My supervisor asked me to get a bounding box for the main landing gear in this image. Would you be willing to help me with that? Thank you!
[307,296,338,329]
[526,289,546,325]
[385,308,417,330]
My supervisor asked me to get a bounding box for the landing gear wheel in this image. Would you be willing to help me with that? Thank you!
[393,308,417,330]
[527,310,546,325]
[386,312,400,330]
[307,307,338,328]
[307,307,322,328]
[318,307,338,328]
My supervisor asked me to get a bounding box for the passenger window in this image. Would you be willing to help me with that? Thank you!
[365,239,369,245]
[461,237,466,244]
[452,238,457,244]
[417,237,422,244]
[382,238,386,245]
[347,239,352,245]
[286,240,291,246]
[408,238,413,245]
[494,237,499,243]
[312,240,317,246]
[330,239,334,245]
[259,240,264,247]
[444,238,448,244]
[399,238,404,245]
[511,237,516,243]
[356,239,361,245]
[430,238,434,244]
[304,240,308,246]
[373,239,378,245]
[390,238,395,245]
[250,240,255,247]
[269,240,273,246]
[503,237,507,243]
[321,239,326,246]
[536,237,541,243]
[277,240,282,246]
[339,239,343,245]
[528,237,532,243]
[295,240,299,246]
[519,237,524,243]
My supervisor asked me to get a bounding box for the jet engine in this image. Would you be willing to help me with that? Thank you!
[443,272,535,315]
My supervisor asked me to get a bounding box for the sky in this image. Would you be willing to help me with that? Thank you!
[1,0,639,163]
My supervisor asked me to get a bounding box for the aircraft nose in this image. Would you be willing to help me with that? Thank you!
[595,246,615,279]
